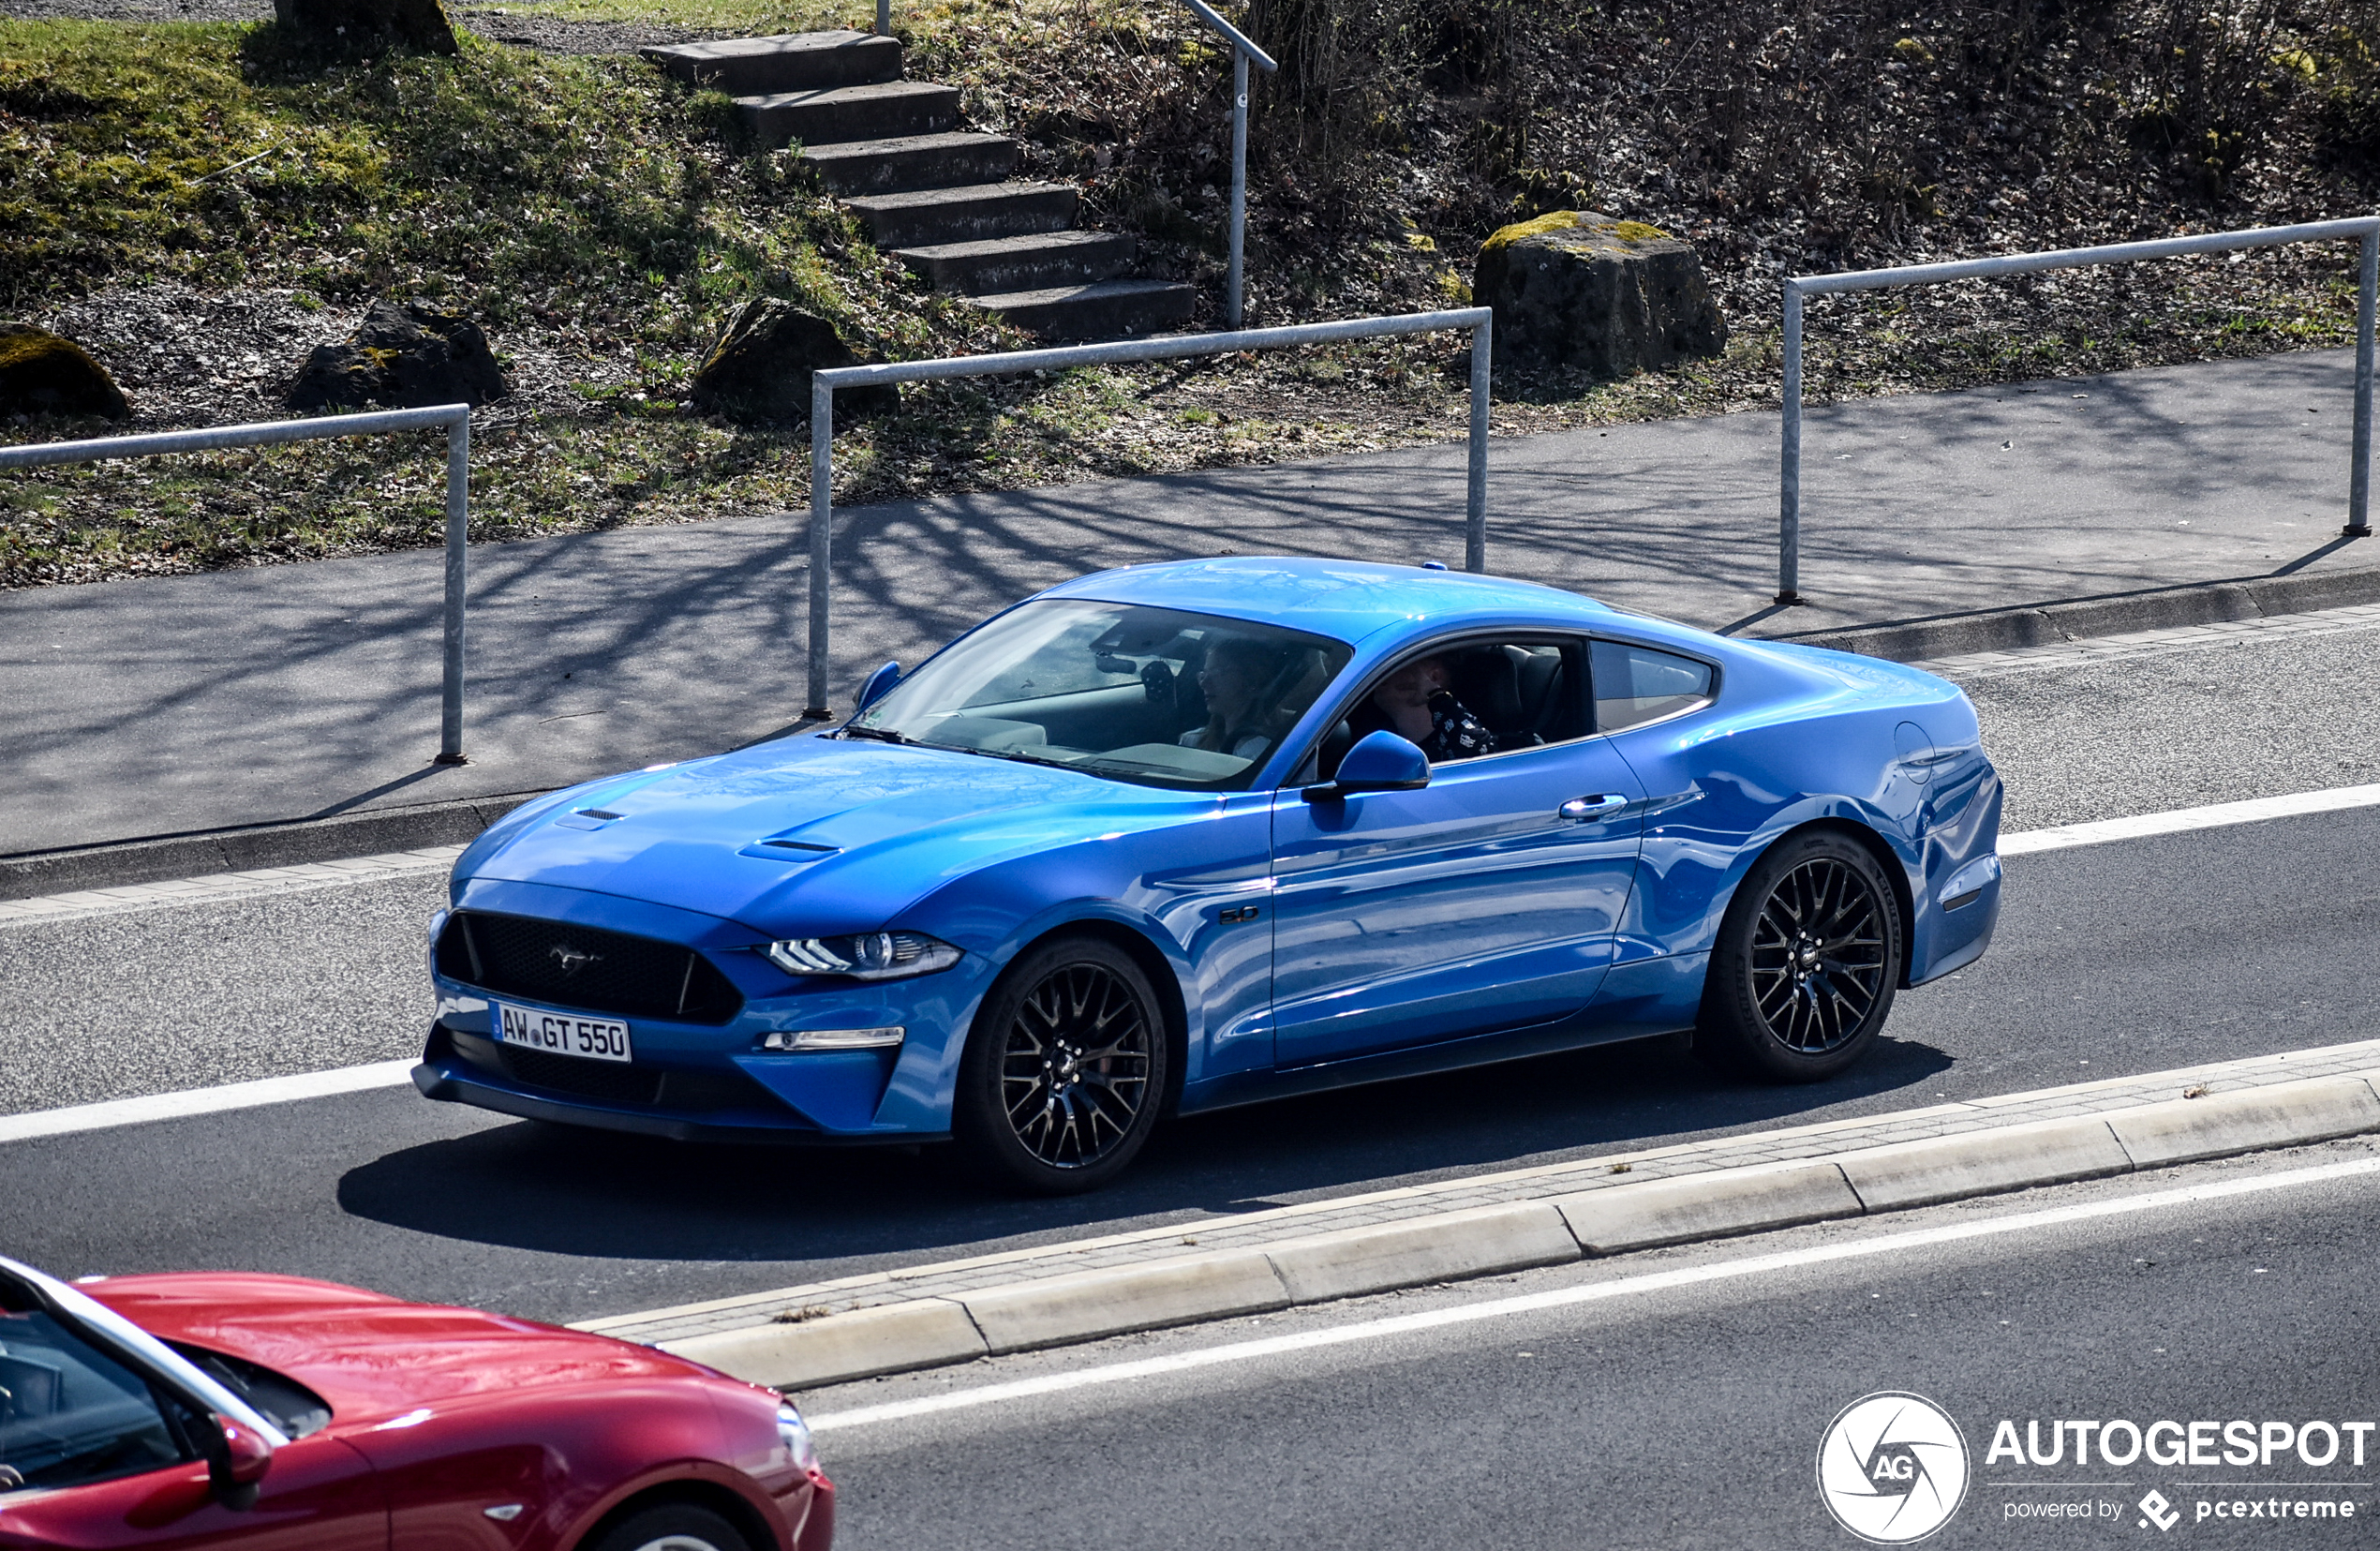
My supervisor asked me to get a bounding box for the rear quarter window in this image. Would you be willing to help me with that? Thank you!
[1591,641,1715,732]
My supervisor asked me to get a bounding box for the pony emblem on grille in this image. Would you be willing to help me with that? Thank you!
[548,944,603,977]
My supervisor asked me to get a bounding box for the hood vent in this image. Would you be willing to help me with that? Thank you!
[736,836,841,863]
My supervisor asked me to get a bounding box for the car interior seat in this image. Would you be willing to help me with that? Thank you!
[1447,645,1571,748]
[0,1352,64,1418]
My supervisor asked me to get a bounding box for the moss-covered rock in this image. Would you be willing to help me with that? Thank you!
[0,324,130,420]
[689,299,896,426]
[287,299,506,412]
[1473,210,1728,376]
[271,0,458,56]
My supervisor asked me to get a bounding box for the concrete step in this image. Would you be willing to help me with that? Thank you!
[641,31,902,97]
[970,277,1199,341]
[845,182,1080,248]
[739,80,959,149]
[802,131,1021,196]
[896,231,1135,296]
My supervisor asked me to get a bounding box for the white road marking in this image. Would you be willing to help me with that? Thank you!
[2000,782,2380,856]
[802,1154,2380,1434]
[0,1060,419,1146]
[0,845,462,929]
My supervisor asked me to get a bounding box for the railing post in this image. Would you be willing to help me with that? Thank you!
[1466,316,1491,573]
[435,411,470,765]
[1778,280,1805,605]
[1227,46,1249,329]
[876,0,889,36]
[807,379,835,720]
[2351,228,2376,538]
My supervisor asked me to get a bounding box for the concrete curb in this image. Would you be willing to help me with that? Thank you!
[0,791,546,902]
[1767,563,2380,662]
[671,1071,2380,1391]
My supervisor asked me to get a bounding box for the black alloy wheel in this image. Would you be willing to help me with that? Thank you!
[1699,828,1903,1082]
[956,936,1168,1194]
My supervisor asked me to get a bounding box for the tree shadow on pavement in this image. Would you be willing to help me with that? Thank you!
[333,1033,1955,1274]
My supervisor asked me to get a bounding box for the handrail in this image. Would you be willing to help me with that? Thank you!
[0,405,477,763]
[1777,216,2380,604]
[802,308,1494,717]
[1176,0,1277,71]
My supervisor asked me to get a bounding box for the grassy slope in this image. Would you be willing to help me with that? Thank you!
[0,2,2371,587]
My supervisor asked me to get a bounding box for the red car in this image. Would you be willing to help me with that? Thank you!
[0,1255,832,1551]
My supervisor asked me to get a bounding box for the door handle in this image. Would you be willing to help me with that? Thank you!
[1559,794,1629,822]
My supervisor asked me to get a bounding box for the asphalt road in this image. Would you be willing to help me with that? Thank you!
[3,795,2375,1325]
[9,611,2378,1117]
[804,1141,2380,1550]
[4,613,2377,1323]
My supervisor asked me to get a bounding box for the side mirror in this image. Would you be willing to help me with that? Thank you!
[200,1412,273,1510]
[855,661,901,713]
[1303,730,1431,801]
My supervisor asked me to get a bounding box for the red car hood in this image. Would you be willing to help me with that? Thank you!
[82,1272,715,1424]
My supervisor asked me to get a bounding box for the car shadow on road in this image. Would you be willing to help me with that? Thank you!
[334,1033,1955,1278]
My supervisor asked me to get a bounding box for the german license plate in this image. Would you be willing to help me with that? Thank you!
[494,1002,632,1064]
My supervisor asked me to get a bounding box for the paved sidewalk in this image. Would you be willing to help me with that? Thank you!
[579,1035,2380,1349]
[4,347,2373,856]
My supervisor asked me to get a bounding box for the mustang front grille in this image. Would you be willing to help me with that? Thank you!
[437,910,744,1025]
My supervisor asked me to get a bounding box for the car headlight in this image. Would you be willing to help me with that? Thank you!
[776,1401,821,1474]
[765,931,960,980]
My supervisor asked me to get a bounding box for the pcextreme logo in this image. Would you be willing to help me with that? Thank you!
[1817,1392,1972,1544]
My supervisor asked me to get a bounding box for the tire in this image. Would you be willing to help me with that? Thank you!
[954,935,1170,1195]
[1698,828,1903,1082]
[583,1502,751,1551]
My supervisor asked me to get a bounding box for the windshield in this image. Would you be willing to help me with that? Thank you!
[849,599,1354,790]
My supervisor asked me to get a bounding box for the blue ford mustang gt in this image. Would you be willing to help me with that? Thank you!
[415,558,2002,1191]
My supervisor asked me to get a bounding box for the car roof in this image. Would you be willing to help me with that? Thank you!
[1042,557,1614,644]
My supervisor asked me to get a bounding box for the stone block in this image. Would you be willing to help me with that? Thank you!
[1554,1161,1864,1253]
[957,1252,1287,1354]
[1262,1202,1579,1304]
[661,1298,987,1389]
[2106,1077,2380,1169]
[1835,1116,2134,1211]
[1472,210,1727,375]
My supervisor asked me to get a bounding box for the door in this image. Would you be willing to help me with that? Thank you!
[0,1436,386,1551]
[1269,730,1647,1068]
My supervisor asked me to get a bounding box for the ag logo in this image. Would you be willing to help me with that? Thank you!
[1817,1392,1971,1544]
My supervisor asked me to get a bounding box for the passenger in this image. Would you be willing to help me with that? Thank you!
[1181,636,1301,761]
[1353,653,1495,762]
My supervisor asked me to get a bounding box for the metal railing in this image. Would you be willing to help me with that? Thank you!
[1176,0,1278,329]
[803,306,1494,717]
[870,0,1277,328]
[0,405,475,763]
[1778,216,2380,604]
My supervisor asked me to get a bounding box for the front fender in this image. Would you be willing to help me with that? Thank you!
[887,794,1275,1111]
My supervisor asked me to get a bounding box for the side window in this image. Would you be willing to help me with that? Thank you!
[1591,641,1714,732]
[1310,637,1586,778]
[0,1305,186,1493]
